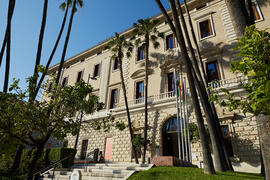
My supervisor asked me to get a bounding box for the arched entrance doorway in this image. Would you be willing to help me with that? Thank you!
[162,117,181,158]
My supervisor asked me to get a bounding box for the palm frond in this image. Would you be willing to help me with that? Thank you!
[153,41,160,49]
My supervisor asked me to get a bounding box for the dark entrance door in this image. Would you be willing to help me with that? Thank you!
[162,117,181,158]
[80,139,88,160]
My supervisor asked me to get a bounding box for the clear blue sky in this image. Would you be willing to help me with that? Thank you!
[0,0,169,94]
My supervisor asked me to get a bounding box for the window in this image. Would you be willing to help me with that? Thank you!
[198,18,214,39]
[93,64,100,78]
[135,81,144,100]
[113,58,119,70]
[221,125,234,157]
[61,77,68,88]
[110,89,118,109]
[137,47,145,61]
[167,72,174,92]
[76,71,83,83]
[166,34,175,50]
[252,1,263,21]
[206,61,220,83]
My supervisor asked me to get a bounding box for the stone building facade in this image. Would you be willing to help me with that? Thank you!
[42,0,270,173]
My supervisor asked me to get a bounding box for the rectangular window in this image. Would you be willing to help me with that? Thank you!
[61,77,68,88]
[113,58,119,70]
[76,71,83,83]
[167,72,174,92]
[166,34,175,50]
[206,61,220,83]
[137,47,145,61]
[135,81,144,100]
[110,89,118,109]
[93,64,100,77]
[221,125,234,157]
[199,19,213,39]
[80,139,88,160]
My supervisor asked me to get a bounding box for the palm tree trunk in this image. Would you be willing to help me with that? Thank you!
[176,0,230,171]
[3,0,15,92]
[33,5,69,100]
[156,0,215,174]
[142,34,149,164]
[0,0,15,69]
[118,48,139,164]
[31,0,48,100]
[56,0,77,85]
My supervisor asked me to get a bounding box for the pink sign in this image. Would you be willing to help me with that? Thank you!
[105,137,113,160]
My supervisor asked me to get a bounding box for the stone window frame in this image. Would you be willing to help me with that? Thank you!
[196,14,216,41]
[134,79,145,102]
[163,30,178,52]
[76,69,85,83]
[92,62,101,78]
[136,46,146,62]
[108,87,120,109]
[112,58,119,72]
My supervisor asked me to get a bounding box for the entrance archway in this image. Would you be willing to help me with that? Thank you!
[162,117,181,158]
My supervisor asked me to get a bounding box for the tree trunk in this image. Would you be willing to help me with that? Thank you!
[33,5,69,100]
[257,115,270,180]
[27,146,44,180]
[31,0,48,101]
[156,0,215,174]
[0,0,15,69]
[11,145,23,172]
[56,0,77,85]
[142,33,149,164]
[181,0,234,171]
[3,0,15,92]
[118,47,139,164]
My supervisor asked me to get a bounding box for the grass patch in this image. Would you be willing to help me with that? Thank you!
[128,167,263,180]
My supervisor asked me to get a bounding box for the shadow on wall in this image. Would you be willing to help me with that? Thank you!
[231,133,261,168]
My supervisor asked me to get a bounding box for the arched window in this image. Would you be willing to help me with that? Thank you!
[164,117,179,133]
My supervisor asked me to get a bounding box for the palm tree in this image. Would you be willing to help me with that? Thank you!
[175,0,231,171]
[33,0,83,101]
[104,32,139,164]
[0,0,15,70]
[155,0,215,174]
[30,0,48,101]
[131,18,163,164]
[55,0,78,85]
[2,0,16,92]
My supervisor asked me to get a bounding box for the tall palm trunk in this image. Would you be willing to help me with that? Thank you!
[176,0,231,171]
[118,47,139,164]
[183,0,234,170]
[3,0,15,92]
[56,0,77,84]
[155,0,215,174]
[33,5,69,100]
[142,33,149,164]
[31,0,48,101]
[0,0,15,69]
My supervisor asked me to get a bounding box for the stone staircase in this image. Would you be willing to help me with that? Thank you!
[40,162,153,180]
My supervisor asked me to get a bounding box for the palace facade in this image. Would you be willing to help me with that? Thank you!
[42,0,270,173]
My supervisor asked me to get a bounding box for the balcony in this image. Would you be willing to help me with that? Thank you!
[207,76,249,90]
[85,76,249,120]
